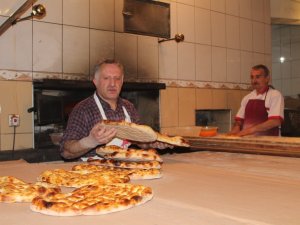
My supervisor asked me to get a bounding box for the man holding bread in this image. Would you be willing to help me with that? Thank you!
[60,59,171,160]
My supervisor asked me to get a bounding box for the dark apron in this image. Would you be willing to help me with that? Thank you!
[243,91,279,136]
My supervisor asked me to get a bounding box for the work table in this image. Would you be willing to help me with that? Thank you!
[187,135,300,157]
[0,151,300,225]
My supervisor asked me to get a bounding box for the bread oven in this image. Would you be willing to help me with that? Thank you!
[30,79,165,149]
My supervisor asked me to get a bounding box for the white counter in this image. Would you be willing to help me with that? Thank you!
[0,151,299,225]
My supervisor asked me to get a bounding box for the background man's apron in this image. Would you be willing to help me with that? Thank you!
[243,91,279,136]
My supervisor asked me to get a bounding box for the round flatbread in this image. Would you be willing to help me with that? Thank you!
[0,176,61,203]
[72,164,162,180]
[37,169,130,188]
[30,183,153,216]
[96,145,163,162]
[87,158,162,169]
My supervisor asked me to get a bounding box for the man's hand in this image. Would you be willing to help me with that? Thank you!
[79,123,117,149]
[227,120,242,135]
[231,119,281,137]
[234,126,255,137]
[62,123,117,159]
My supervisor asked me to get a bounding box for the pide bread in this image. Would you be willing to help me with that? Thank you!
[72,164,162,180]
[156,133,190,147]
[100,120,157,142]
[37,169,130,188]
[0,176,61,203]
[87,158,162,169]
[30,183,153,216]
[96,145,163,162]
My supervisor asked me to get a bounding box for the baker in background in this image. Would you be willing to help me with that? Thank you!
[60,59,170,160]
[228,64,284,137]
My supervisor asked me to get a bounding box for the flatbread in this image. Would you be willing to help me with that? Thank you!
[37,169,130,188]
[156,133,190,147]
[87,158,162,169]
[100,120,157,142]
[96,145,163,162]
[72,164,162,180]
[0,176,61,203]
[30,183,153,216]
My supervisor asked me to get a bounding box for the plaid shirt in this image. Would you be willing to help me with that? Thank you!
[60,93,140,159]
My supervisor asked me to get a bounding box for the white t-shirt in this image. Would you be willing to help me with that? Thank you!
[235,88,284,121]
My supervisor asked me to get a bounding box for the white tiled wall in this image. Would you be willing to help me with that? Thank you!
[63,26,89,76]
[0,20,32,71]
[196,44,211,81]
[63,0,89,27]
[33,22,62,74]
[90,0,115,31]
[35,0,62,24]
[195,7,211,45]
[226,0,239,16]
[0,0,272,84]
[159,41,178,80]
[115,33,138,79]
[89,30,115,74]
[137,36,159,79]
[212,46,227,82]
[211,11,226,47]
[0,0,26,17]
[178,42,196,80]
[178,4,195,43]
[272,25,300,97]
[195,0,210,9]
[226,15,240,49]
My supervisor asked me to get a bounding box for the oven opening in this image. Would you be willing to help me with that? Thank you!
[196,109,232,133]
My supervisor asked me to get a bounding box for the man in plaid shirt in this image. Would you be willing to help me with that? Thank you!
[60,59,170,160]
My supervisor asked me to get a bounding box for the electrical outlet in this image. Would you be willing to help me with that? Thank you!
[8,114,20,127]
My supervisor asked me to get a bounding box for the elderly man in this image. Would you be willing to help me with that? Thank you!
[61,59,169,160]
[229,64,284,137]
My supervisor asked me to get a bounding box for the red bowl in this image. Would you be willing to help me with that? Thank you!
[199,126,218,137]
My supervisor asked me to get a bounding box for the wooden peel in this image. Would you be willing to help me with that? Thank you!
[187,135,300,157]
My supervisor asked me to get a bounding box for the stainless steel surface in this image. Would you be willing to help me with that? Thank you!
[123,0,170,38]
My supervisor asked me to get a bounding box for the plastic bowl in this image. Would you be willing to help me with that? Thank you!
[199,126,218,137]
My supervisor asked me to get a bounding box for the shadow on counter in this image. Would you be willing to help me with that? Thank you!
[0,145,195,163]
[0,147,63,163]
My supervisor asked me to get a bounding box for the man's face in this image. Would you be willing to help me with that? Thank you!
[93,64,123,102]
[250,68,270,92]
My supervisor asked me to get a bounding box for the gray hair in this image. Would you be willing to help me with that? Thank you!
[252,64,270,77]
[93,59,124,79]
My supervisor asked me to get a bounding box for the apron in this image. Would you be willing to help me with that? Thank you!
[243,90,279,136]
[80,93,132,161]
[93,93,132,147]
